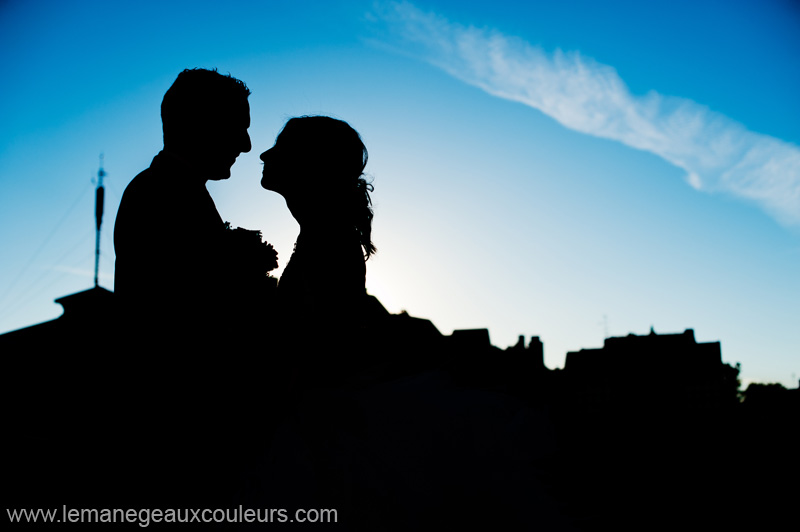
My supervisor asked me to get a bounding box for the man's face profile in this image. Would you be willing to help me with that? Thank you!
[200,98,252,181]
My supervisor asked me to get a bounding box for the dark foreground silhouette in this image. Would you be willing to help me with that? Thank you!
[4,69,797,530]
[5,294,798,531]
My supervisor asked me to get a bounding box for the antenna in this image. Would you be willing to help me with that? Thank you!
[599,314,608,340]
[94,154,106,288]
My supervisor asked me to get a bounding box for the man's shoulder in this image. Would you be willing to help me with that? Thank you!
[115,156,172,241]
[120,167,155,205]
[120,154,175,197]
[117,153,188,214]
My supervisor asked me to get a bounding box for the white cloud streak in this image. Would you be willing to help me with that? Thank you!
[372,1,800,226]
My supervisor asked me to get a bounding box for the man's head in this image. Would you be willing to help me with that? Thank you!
[161,68,252,180]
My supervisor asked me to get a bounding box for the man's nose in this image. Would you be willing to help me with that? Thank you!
[241,132,252,153]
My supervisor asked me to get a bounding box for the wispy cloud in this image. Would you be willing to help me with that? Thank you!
[370,1,800,227]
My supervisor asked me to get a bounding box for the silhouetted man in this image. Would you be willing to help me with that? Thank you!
[112,68,253,509]
[114,68,251,341]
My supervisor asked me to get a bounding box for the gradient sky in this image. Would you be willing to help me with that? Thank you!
[1,0,798,387]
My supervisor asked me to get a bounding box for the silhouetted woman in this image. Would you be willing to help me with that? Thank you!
[256,117,564,530]
[256,115,384,519]
[260,116,376,380]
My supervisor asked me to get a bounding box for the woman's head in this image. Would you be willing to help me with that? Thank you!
[261,116,367,193]
[261,116,376,259]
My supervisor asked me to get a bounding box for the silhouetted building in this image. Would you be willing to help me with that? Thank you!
[1,286,114,348]
[4,286,120,510]
[3,286,116,435]
[562,328,739,415]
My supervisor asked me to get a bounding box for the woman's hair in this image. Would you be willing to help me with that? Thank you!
[278,116,376,259]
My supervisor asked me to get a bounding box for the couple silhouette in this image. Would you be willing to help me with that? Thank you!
[114,68,374,351]
[106,69,566,530]
[112,68,384,517]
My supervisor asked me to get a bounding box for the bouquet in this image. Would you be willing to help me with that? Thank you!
[223,222,279,286]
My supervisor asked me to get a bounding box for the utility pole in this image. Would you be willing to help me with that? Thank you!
[94,154,106,288]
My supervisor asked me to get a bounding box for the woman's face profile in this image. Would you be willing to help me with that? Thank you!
[259,145,281,192]
[261,118,357,199]
[260,130,297,194]
[260,124,316,196]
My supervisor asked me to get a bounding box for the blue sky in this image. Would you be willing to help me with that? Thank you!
[1,0,798,387]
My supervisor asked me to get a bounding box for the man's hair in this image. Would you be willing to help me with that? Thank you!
[161,68,251,147]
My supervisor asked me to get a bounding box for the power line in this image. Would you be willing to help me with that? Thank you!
[0,178,94,308]
[0,227,94,324]
[0,250,95,330]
